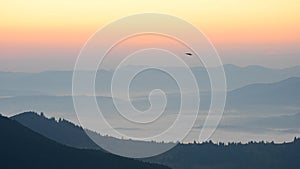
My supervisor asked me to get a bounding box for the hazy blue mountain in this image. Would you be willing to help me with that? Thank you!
[0,71,72,96]
[226,77,300,113]
[1,77,300,116]
[0,65,299,97]
[0,95,118,116]
[0,70,112,96]
[222,64,300,90]
[228,112,300,132]
[0,114,170,169]
[208,112,300,138]
[125,77,300,114]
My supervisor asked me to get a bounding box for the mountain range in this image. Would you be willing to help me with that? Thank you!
[0,65,299,97]
[1,76,299,116]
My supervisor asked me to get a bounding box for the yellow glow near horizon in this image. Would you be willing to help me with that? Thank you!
[1,0,300,47]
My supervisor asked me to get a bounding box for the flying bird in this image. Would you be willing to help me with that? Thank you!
[185,52,192,56]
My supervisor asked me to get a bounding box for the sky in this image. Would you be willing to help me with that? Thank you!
[1,0,300,72]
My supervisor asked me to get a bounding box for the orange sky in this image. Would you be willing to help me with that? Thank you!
[0,0,300,71]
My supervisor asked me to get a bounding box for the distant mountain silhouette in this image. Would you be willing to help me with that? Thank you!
[0,114,170,169]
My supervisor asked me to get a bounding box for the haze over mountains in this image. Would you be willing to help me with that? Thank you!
[226,77,300,113]
[1,64,300,168]
[1,64,299,142]
[1,76,299,115]
[0,64,299,112]
[0,64,300,97]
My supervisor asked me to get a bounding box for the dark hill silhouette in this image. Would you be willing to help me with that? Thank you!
[11,111,174,158]
[10,111,300,169]
[0,114,170,169]
[11,111,100,149]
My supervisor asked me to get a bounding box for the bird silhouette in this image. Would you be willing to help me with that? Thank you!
[185,52,192,56]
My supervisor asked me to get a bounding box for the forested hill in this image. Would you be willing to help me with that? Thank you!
[146,139,300,169]
[0,114,170,169]
[9,111,300,169]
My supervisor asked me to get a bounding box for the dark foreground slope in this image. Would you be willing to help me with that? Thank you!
[0,115,170,169]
